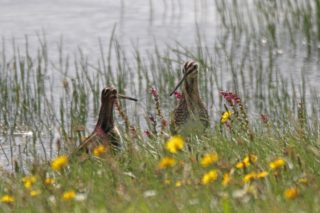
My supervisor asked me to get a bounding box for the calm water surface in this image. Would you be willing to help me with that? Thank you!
[0,0,217,56]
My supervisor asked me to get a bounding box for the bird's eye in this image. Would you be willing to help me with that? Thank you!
[193,64,198,70]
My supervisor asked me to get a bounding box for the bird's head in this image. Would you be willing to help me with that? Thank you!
[101,87,138,104]
[170,60,199,96]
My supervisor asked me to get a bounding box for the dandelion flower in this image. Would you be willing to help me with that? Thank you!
[243,172,257,183]
[30,190,41,197]
[93,145,107,157]
[1,195,14,203]
[200,153,219,167]
[235,161,250,169]
[158,157,176,169]
[298,177,308,185]
[256,171,268,178]
[51,155,68,171]
[220,111,232,124]
[175,181,182,187]
[269,158,285,170]
[236,154,257,169]
[284,187,299,200]
[222,173,231,187]
[243,154,258,164]
[164,179,171,185]
[62,190,76,201]
[201,170,218,185]
[243,171,268,183]
[44,178,55,186]
[22,176,37,189]
[165,135,184,154]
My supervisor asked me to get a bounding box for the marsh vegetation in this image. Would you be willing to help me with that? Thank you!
[0,0,319,212]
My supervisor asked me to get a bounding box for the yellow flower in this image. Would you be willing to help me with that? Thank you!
[62,190,76,201]
[165,135,184,154]
[1,195,14,203]
[158,157,176,169]
[51,155,69,171]
[298,177,308,185]
[164,179,171,185]
[22,176,37,189]
[93,145,107,157]
[30,190,41,197]
[220,111,232,124]
[269,159,285,170]
[284,187,299,200]
[236,154,257,169]
[201,170,218,185]
[235,161,250,169]
[243,172,257,183]
[244,154,258,164]
[222,173,231,187]
[256,171,268,178]
[44,178,55,186]
[200,153,219,167]
[175,181,182,187]
[243,171,268,183]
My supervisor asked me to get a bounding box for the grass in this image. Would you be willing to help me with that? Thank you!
[0,131,319,212]
[0,0,320,212]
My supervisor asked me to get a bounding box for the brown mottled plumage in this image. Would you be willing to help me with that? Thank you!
[170,60,209,133]
[75,87,137,155]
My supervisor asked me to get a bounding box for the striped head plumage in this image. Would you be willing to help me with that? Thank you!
[170,60,199,97]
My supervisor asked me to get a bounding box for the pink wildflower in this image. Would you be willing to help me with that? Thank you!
[149,115,156,124]
[219,91,241,105]
[173,91,183,100]
[144,130,152,138]
[150,87,158,97]
[161,119,168,127]
[260,114,269,123]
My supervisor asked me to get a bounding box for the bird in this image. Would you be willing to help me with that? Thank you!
[170,60,209,134]
[74,86,137,155]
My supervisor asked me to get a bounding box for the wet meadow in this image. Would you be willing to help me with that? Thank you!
[0,0,320,212]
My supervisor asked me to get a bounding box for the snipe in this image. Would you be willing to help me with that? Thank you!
[170,60,209,134]
[76,87,137,154]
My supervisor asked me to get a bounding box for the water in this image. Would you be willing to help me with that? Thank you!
[1,0,319,85]
[0,0,217,57]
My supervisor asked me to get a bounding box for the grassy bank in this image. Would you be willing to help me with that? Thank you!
[0,129,319,212]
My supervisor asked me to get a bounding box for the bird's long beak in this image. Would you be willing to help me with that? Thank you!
[169,72,190,96]
[118,94,138,101]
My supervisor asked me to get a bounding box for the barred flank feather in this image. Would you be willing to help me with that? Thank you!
[172,60,209,133]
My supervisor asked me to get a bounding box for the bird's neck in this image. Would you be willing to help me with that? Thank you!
[95,101,114,134]
[183,77,201,102]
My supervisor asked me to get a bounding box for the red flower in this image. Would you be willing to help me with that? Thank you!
[144,130,152,138]
[219,91,241,105]
[149,115,156,124]
[150,87,158,97]
[260,114,269,123]
[173,91,183,100]
[161,119,168,127]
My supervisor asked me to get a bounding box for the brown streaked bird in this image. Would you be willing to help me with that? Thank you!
[170,60,209,134]
[75,87,137,155]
